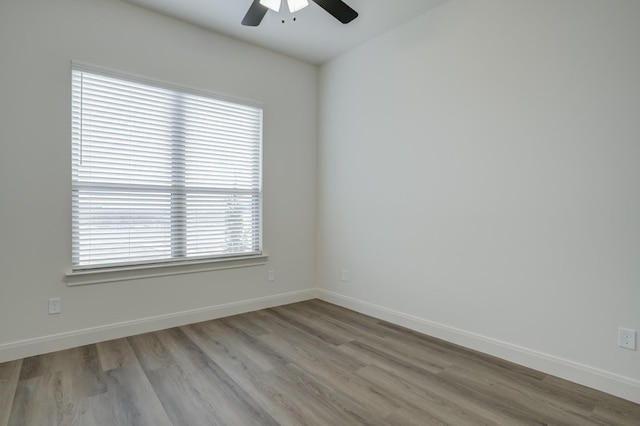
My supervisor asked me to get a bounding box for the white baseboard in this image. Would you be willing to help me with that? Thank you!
[3,287,638,404]
[0,289,317,364]
[317,289,640,404]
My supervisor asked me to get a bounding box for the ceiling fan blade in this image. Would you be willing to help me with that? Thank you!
[242,0,269,26]
[311,0,358,24]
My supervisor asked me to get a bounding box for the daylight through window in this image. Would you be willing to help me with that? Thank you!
[71,66,262,269]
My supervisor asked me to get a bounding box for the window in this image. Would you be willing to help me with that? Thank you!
[71,65,262,270]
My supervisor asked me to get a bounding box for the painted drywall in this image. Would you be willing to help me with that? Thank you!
[0,0,317,358]
[318,0,640,401]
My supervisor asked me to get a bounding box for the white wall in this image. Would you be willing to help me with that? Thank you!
[318,0,640,402]
[0,0,317,359]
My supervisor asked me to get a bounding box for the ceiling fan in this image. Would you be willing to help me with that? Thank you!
[242,0,358,26]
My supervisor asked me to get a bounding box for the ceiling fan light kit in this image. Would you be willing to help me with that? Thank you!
[259,0,281,12]
[258,0,308,13]
[287,0,309,13]
[243,0,358,26]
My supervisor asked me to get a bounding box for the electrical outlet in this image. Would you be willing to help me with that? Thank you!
[268,270,275,282]
[48,298,61,315]
[618,328,636,350]
[341,270,348,282]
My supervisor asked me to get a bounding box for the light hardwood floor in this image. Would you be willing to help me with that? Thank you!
[1,299,639,425]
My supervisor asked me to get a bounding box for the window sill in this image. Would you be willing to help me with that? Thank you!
[64,254,269,286]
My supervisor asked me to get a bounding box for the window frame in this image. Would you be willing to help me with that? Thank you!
[68,63,266,283]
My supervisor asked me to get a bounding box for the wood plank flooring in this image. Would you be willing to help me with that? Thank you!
[1,299,639,425]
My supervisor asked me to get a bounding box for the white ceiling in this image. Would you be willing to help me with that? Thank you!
[123,0,446,64]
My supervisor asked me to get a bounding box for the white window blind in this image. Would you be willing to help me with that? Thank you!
[71,66,262,270]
